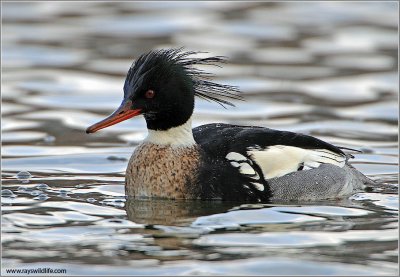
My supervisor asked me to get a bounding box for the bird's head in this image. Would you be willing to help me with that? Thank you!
[86,48,241,133]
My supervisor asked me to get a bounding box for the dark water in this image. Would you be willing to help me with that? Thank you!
[1,2,398,276]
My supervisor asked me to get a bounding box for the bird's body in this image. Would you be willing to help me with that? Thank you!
[87,49,374,202]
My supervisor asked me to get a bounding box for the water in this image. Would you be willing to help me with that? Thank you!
[1,2,398,276]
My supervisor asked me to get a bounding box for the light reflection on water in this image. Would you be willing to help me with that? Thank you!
[1,1,398,276]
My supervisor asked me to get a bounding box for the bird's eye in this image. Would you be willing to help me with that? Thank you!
[145,89,155,99]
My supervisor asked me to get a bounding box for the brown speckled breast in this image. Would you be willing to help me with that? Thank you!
[125,143,202,199]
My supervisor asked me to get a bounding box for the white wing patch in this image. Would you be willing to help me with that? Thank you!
[226,152,247,162]
[246,145,346,179]
[225,152,260,180]
[251,182,265,191]
[226,146,346,181]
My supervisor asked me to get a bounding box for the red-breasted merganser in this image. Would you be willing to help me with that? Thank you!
[86,49,374,201]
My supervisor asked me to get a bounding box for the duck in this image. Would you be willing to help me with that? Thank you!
[86,48,374,202]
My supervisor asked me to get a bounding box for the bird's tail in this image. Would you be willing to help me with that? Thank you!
[346,163,377,186]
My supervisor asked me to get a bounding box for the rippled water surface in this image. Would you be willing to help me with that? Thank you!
[1,2,399,276]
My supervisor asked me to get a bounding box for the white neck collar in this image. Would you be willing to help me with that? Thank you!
[144,117,196,147]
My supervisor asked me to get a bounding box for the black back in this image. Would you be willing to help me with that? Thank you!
[193,123,344,157]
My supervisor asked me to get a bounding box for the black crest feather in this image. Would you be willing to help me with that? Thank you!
[126,48,243,107]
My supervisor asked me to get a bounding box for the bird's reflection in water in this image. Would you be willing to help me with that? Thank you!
[125,197,241,225]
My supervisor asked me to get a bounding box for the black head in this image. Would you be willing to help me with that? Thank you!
[86,48,241,133]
